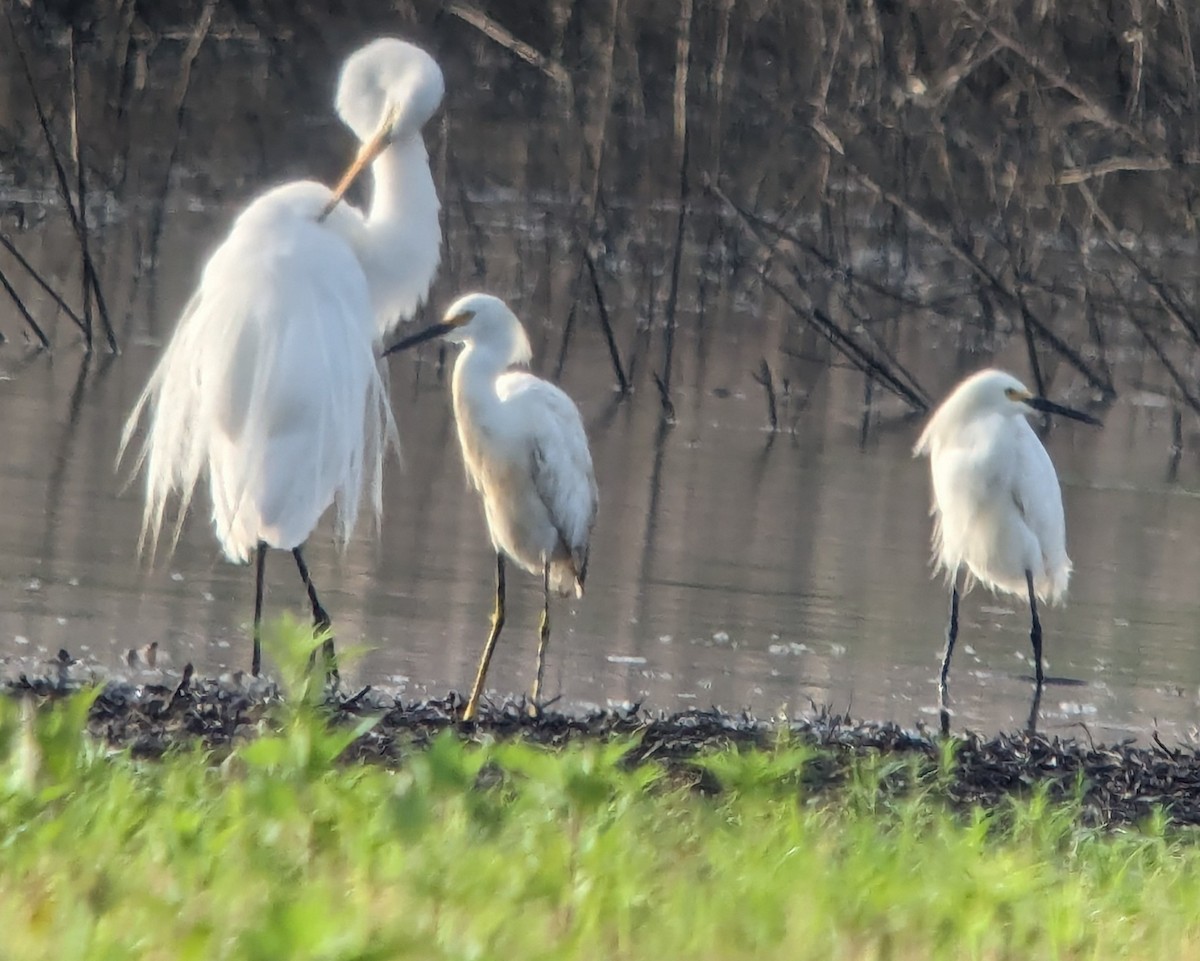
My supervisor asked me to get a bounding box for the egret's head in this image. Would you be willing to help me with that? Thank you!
[969,369,1041,418]
[380,292,533,367]
[953,369,1098,424]
[914,368,1100,456]
[440,293,534,366]
[321,38,444,220]
[335,37,444,146]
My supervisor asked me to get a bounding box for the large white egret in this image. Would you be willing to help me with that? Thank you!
[913,368,1100,719]
[119,38,444,676]
[384,293,599,720]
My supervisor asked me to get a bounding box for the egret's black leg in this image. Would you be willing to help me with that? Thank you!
[1026,569,1044,689]
[938,573,961,714]
[529,561,552,716]
[294,546,336,682]
[463,554,505,722]
[252,541,267,676]
[1025,681,1043,735]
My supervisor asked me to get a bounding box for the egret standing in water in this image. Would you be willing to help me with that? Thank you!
[913,369,1100,718]
[119,38,444,676]
[385,294,599,720]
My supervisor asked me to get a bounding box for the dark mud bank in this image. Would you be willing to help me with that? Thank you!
[8,663,1200,830]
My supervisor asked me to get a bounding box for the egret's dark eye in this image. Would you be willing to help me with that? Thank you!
[1004,387,1021,401]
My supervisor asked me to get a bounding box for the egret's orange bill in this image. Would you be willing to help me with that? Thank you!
[319,124,392,221]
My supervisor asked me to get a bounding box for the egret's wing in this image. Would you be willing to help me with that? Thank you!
[121,182,398,562]
[500,373,598,586]
[1012,420,1070,600]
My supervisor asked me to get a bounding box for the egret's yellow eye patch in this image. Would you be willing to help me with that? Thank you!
[1004,387,1031,402]
[444,309,475,328]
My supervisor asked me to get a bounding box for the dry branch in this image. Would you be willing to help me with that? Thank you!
[445,2,572,91]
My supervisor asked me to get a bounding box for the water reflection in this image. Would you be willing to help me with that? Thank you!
[0,286,1199,747]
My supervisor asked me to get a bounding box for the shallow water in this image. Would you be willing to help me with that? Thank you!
[4,22,1200,746]
[3,250,1200,747]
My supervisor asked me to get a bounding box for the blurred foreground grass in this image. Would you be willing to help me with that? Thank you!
[1,625,1199,960]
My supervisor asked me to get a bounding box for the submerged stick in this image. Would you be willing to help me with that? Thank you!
[660,0,694,416]
[651,370,676,423]
[6,11,111,348]
[145,0,216,287]
[840,157,1114,400]
[751,359,778,432]
[67,28,94,350]
[710,179,929,412]
[584,250,629,394]
[0,264,48,348]
[0,232,84,328]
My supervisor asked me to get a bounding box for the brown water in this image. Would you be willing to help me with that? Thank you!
[3,214,1200,747]
[4,22,1200,744]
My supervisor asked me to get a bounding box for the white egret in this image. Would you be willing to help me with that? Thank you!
[384,293,599,720]
[119,37,444,676]
[913,368,1100,715]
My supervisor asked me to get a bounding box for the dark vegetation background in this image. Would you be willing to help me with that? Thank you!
[2,0,1200,418]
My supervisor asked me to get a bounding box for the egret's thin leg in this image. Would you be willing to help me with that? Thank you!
[463,554,506,722]
[938,573,960,712]
[252,541,267,676]
[1025,569,1044,689]
[1025,682,1043,735]
[294,546,336,680]
[529,561,551,716]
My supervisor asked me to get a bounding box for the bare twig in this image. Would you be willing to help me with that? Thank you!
[584,250,629,394]
[5,9,109,348]
[145,0,217,287]
[67,28,93,349]
[836,153,1114,398]
[750,359,778,432]
[660,0,694,415]
[0,264,48,349]
[953,0,1151,149]
[1067,148,1200,351]
[651,370,676,422]
[0,232,84,328]
[707,177,930,412]
[445,1,572,91]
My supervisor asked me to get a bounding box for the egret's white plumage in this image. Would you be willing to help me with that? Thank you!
[913,368,1099,719]
[386,293,598,719]
[331,37,443,336]
[119,37,445,675]
[914,368,1071,603]
[447,298,596,597]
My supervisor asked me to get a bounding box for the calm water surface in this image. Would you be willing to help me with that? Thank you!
[1,224,1199,747]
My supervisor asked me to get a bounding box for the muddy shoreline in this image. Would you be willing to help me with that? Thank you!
[8,661,1200,830]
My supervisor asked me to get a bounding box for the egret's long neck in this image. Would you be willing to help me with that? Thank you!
[357,137,441,338]
[451,342,510,423]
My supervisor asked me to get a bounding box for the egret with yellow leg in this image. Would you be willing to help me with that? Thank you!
[386,293,599,720]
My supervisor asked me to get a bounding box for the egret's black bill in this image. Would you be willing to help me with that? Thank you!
[381,321,457,357]
[1027,397,1102,426]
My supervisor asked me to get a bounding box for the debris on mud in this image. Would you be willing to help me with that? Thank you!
[7,659,1200,829]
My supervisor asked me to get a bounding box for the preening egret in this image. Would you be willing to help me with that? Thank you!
[385,293,599,720]
[913,368,1100,717]
[119,38,444,676]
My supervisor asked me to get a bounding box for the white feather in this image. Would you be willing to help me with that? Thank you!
[445,294,599,597]
[120,37,446,569]
[914,368,1072,603]
[119,182,397,563]
[334,37,443,337]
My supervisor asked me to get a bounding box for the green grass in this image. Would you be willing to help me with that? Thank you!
[2,630,1200,959]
